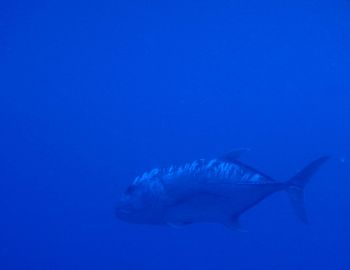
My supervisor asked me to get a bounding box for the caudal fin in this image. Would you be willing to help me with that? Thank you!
[287,156,330,223]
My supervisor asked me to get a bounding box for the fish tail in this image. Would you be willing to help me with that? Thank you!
[286,156,330,223]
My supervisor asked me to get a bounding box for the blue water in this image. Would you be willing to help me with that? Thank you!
[1,0,350,269]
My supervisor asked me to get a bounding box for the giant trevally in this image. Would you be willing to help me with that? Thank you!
[116,150,329,229]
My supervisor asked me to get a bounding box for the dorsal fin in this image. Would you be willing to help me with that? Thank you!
[221,148,251,163]
[221,149,277,182]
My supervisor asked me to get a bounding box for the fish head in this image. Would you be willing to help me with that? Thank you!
[116,175,165,224]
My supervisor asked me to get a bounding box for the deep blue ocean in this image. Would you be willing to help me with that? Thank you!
[1,0,350,269]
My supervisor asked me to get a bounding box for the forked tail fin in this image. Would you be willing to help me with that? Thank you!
[287,156,330,223]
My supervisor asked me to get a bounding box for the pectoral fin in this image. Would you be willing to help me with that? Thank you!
[167,221,192,229]
[224,217,247,232]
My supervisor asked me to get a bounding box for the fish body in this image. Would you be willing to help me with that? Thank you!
[116,150,329,228]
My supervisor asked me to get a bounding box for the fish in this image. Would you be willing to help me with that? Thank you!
[115,149,329,229]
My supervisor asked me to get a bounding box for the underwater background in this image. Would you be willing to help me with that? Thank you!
[1,0,350,269]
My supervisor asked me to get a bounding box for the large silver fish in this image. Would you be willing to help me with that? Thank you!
[116,150,329,229]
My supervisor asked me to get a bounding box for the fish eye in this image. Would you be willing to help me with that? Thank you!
[125,185,137,195]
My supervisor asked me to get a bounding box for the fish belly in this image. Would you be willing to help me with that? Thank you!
[164,185,277,224]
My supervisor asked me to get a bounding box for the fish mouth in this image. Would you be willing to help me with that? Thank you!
[115,206,129,217]
[117,208,130,215]
[115,204,135,221]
